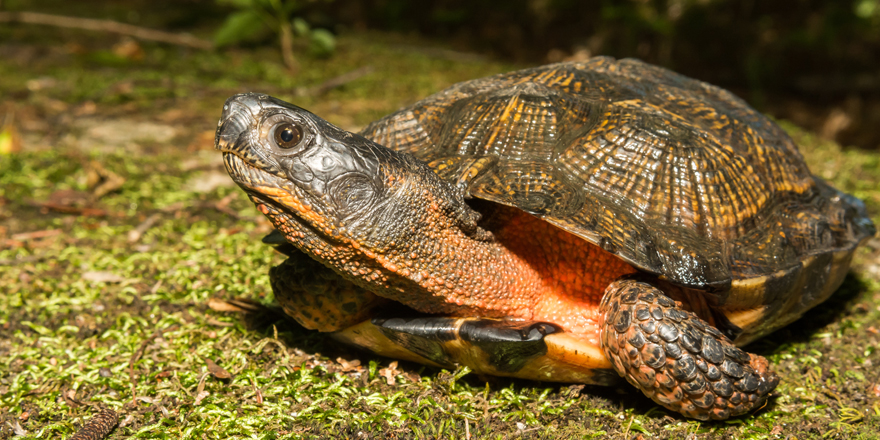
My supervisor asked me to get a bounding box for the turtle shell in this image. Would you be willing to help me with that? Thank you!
[360,57,875,296]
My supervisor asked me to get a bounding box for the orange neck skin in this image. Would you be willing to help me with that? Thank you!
[255,170,636,344]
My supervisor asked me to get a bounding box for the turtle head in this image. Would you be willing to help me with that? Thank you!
[216,93,487,257]
[217,93,384,226]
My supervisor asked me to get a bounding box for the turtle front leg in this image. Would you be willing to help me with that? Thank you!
[599,278,779,420]
[269,247,390,332]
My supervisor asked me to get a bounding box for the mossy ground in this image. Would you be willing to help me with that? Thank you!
[1,8,880,440]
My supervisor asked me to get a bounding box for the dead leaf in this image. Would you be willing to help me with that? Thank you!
[207,297,250,313]
[196,372,207,395]
[86,161,126,198]
[187,170,235,193]
[26,77,57,91]
[337,357,362,372]
[112,38,144,60]
[118,414,135,428]
[193,390,210,406]
[0,113,22,154]
[187,130,217,151]
[10,229,61,241]
[207,297,267,313]
[135,396,158,405]
[74,101,97,116]
[378,361,399,385]
[48,189,91,206]
[82,271,126,283]
[252,376,263,405]
[821,107,852,140]
[204,357,232,379]
[10,420,26,436]
[28,189,109,217]
[128,213,161,243]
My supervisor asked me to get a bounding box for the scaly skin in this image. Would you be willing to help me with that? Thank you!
[269,249,391,332]
[600,278,779,420]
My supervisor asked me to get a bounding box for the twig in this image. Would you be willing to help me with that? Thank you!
[0,254,47,266]
[25,199,109,217]
[0,11,213,50]
[209,193,242,219]
[390,45,487,63]
[11,229,62,241]
[128,325,179,404]
[69,408,118,440]
[299,66,375,97]
[127,213,162,243]
[279,19,297,73]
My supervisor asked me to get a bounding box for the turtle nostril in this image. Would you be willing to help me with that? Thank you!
[216,111,253,151]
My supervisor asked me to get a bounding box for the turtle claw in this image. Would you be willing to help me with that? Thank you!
[600,278,779,420]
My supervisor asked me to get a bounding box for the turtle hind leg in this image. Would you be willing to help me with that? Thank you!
[600,278,779,420]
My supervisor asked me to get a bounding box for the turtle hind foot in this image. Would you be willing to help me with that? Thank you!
[600,278,779,420]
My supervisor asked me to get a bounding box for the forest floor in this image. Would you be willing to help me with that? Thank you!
[1,4,880,439]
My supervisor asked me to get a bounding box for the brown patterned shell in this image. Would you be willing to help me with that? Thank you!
[360,57,875,290]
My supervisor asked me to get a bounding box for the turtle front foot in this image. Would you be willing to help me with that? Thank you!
[600,278,779,420]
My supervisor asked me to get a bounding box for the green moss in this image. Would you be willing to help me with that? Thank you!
[2,15,879,440]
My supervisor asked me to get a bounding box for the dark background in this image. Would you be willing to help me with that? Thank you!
[315,0,880,150]
[5,0,880,150]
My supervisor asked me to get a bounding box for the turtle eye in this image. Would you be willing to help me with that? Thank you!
[273,123,304,149]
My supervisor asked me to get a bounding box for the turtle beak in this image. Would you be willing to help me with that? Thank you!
[215,93,285,189]
[215,93,265,153]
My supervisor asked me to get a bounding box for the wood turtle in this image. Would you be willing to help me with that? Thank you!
[215,57,876,420]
